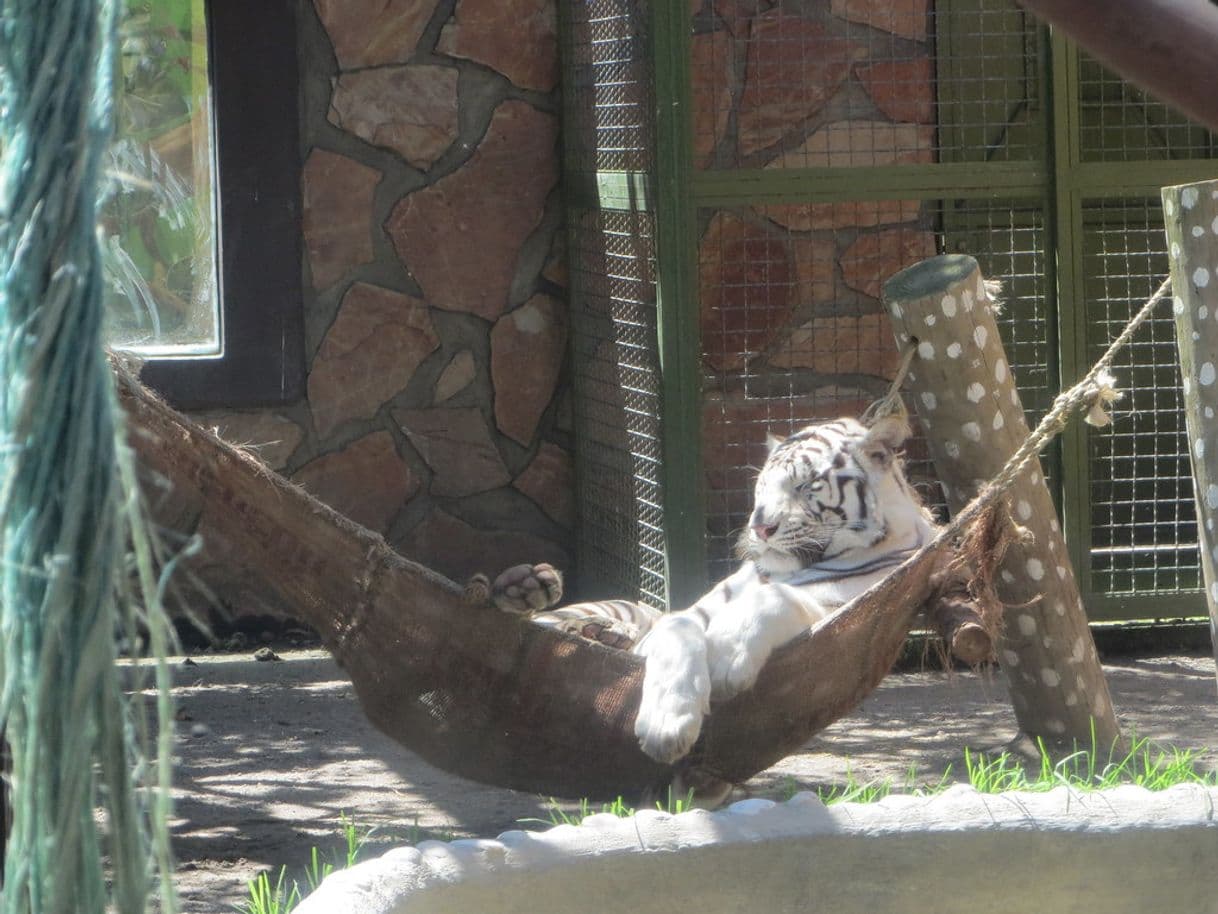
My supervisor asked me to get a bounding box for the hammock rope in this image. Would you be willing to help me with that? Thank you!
[0,1,176,912]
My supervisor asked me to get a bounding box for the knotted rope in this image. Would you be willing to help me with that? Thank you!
[0,1,176,911]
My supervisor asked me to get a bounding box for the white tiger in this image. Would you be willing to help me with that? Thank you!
[480,415,937,764]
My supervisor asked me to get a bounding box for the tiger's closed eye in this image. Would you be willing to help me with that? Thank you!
[798,480,826,495]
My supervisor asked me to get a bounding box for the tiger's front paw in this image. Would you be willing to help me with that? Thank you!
[634,688,705,765]
[634,617,710,763]
[489,563,563,614]
[706,640,766,700]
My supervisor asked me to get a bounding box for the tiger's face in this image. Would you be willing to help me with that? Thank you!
[741,416,921,577]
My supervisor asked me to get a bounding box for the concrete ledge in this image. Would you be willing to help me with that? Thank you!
[296,784,1218,914]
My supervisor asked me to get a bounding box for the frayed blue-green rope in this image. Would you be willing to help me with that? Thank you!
[0,1,176,912]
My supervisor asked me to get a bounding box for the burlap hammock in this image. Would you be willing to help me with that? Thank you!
[119,360,1015,801]
[120,257,1157,801]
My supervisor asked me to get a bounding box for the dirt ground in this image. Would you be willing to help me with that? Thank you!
[144,646,1218,913]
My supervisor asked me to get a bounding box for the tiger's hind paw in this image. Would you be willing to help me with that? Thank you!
[489,563,564,614]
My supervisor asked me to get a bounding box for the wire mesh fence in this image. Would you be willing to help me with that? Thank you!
[562,0,1216,616]
[1077,56,1218,163]
[563,0,667,606]
[568,207,668,606]
[690,0,1044,171]
[1083,198,1199,596]
[563,0,654,175]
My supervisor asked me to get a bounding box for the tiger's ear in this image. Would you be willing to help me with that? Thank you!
[766,432,785,454]
[860,415,910,468]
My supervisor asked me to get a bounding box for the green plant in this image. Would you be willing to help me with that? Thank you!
[964,729,1218,795]
[236,814,376,914]
[796,730,1212,808]
[522,787,697,829]
[239,867,300,914]
[816,766,894,806]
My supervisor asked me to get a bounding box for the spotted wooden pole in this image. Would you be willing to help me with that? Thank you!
[1162,179,1218,689]
[882,254,1121,750]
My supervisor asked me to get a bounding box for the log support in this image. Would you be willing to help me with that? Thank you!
[1162,178,1218,693]
[883,254,1121,750]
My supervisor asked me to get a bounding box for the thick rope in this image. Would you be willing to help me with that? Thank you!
[865,276,1173,598]
[0,2,176,912]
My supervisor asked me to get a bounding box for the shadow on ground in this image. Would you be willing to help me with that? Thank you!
[131,648,1218,912]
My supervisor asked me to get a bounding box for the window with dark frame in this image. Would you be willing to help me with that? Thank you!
[123,0,304,409]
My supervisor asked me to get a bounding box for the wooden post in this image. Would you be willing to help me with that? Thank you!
[883,254,1121,750]
[1162,179,1218,691]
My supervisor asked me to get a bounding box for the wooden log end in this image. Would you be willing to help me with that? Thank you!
[948,620,993,667]
[883,253,979,304]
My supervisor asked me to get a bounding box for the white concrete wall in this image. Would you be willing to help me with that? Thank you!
[296,784,1218,914]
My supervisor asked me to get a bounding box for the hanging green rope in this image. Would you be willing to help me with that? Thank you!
[0,0,175,912]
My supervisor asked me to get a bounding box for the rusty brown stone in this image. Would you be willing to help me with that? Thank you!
[309,283,440,438]
[292,431,420,534]
[768,312,903,377]
[393,406,512,497]
[301,149,380,290]
[831,0,928,41]
[542,228,568,288]
[791,235,839,311]
[434,350,477,403]
[699,212,794,372]
[758,199,924,232]
[767,120,934,169]
[195,411,304,471]
[691,30,735,167]
[437,0,558,92]
[313,0,431,69]
[856,58,934,124]
[395,508,570,585]
[513,442,575,527]
[736,14,865,157]
[714,0,774,35]
[328,66,459,169]
[839,228,937,301]
[491,294,567,446]
[386,101,558,321]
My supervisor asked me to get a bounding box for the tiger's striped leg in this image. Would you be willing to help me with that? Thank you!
[534,601,661,650]
[633,614,711,763]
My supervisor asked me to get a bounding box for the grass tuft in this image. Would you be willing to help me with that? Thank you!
[522,785,697,829]
[235,814,374,914]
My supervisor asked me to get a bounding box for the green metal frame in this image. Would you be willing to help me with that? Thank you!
[645,3,1215,616]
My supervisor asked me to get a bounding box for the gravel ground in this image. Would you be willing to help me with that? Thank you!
[137,647,1218,913]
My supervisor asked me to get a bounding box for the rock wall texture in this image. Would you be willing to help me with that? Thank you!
[192,0,571,602]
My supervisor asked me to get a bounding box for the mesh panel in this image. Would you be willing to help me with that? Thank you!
[569,208,668,607]
[1083,198,1198,595]
[690,0,1042,170]
[698,199,1052,581]
[1077,55,1218,163]
[563,0,665,605]
[563,0,654,175]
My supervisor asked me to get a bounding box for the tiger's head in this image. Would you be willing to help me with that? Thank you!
[740,415,932,577]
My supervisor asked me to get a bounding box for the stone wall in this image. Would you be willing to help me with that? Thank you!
[691,0,940,571]
[193,0,572,600]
